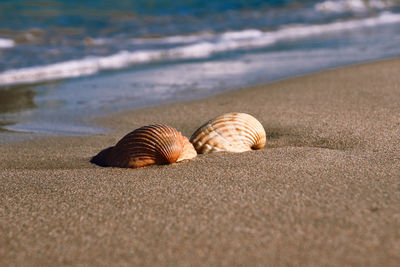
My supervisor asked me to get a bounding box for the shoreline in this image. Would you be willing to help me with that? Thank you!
[1,58,400,266]
[1,56,397,144]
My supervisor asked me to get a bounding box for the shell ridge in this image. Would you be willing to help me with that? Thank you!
[196,129,234,152]
[156,136,177,163]
[153,125,183,163]
[190,112,266,154]
[221,114,265,148]
[203,122,247,148]
[97,124,195,168]
[121,136,159,151]
[152,125,181,163]
[191,125,223,152]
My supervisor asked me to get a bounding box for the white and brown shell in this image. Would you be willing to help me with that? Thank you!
[190,112,266,154]
[92,124,197,168]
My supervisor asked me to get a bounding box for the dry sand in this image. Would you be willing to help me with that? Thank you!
[1,59,399,266]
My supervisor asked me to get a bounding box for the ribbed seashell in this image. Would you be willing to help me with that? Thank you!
[92,124,197,168]
[190,112,266,154]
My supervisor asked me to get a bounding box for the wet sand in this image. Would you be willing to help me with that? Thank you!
[1,58,400,266]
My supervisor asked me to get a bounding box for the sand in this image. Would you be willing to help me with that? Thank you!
[1,58,399,266]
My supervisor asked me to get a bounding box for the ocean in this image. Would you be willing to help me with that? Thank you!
[1,0,400,134]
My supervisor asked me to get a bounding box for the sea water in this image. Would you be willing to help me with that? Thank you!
[0,0,400,134]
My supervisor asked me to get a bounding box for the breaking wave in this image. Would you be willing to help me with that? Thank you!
[0,38,15,49]
[314,0,400,13]
[1,12,400,86]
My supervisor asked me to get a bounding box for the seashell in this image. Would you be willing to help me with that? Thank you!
[190,112,266,154]
[92,124,197,168]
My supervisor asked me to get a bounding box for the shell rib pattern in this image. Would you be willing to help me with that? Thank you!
[190,112,266,154]
[104,124,197,168]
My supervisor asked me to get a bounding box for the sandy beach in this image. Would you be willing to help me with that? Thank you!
[1,58,399,266]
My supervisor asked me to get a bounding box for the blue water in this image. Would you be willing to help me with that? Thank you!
[0,0,400,134]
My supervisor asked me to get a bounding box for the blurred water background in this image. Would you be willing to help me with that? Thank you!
[1,0,400,134]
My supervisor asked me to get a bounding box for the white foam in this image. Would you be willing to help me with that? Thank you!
[0,50,163,86]
[275,12,400,40]
[315,0,398,13]
[221,29,264,40]
[1,12,400,86]
[0,38,15,49]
